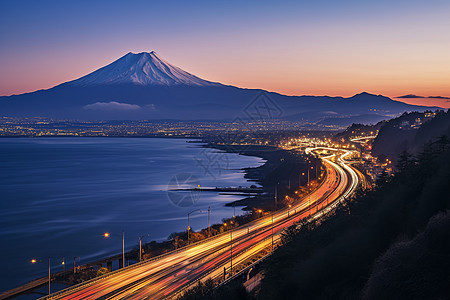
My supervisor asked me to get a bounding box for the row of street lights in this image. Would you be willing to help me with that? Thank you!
[186,206,237,278]
[31,230,144,296]
[103,232,151,267]
[33,205,215,295]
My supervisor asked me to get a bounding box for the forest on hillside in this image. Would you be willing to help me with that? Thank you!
[257,135,450,299]
[372,109,450,162]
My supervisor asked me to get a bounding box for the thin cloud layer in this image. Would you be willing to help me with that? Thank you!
[83,101,141,111]
[397,95,450,100]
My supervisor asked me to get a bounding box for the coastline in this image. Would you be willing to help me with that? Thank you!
[202,142,320,211]
[0,137,263,294]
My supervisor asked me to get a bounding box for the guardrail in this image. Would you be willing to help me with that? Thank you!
[0,277,48,300]
[167,235,282,300]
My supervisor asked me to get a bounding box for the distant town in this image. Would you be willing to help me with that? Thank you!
[0,117,348,138]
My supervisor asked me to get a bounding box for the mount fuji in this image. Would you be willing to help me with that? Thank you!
[70,52,220,87]
[0,51,440,124]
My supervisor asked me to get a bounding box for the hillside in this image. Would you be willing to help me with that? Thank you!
[334,121,385,141]
[256,135,450,300]
[371,110,450,161]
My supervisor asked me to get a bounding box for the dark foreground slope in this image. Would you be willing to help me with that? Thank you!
[180,136,450,300]
[258,138,450,300]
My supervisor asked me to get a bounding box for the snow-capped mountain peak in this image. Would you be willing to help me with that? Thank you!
[69,51,219,87]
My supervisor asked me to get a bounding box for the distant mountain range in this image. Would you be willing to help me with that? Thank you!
[0,52,441,125]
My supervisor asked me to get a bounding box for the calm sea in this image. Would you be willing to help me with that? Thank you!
[0,137,264,293]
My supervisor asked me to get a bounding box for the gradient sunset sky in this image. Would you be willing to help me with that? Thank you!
[1,0,449,108]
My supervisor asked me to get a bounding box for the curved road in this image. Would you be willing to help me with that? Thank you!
[40,148,360,300]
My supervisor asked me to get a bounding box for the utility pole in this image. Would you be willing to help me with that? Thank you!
[122,232,125,268]
[139,236,142,261]
[187,209,202,244]
[48,257,51,295]
[271,212,274,252]
[275,183,278,209]
[309,193,311,216]
[73,257,80,274]
[208,206,211,237]
[230,224,233,276]
[187,225,190,244]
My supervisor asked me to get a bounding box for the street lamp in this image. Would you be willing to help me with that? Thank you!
[104,232,125,268]
[187,209,205,244]
[257,209,263,218]
[308,167,313,186]
[207,206,211,238]
[230,220,233,276]
[31,257,51,295]
[298,172,305,188]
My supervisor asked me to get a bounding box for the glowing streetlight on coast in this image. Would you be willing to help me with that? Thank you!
[104,232,125,268]
[31,257,51,295]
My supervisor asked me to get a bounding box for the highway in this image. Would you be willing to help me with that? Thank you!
[39,148,360,300]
